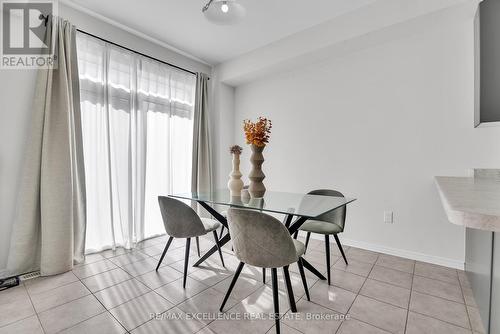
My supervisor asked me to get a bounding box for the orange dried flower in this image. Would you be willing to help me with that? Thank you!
[243,117,272,148]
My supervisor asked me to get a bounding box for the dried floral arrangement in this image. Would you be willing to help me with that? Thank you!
[243,117,272,148]
[229,145,243,155]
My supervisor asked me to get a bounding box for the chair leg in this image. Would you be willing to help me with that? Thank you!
[304,232,311,254]
[262,268,266,284]
[220,262,245,311]
[271,268,280,334]
[195,236,200,257]
[297,258,310,301]
[293,231,298,239]
[212,230,225,267]
[334,234,348,265]
[282,266,297,313]
[325,235,331,285]
[156,236,173,271]
[183,238,191,289]
[219,226,225,240]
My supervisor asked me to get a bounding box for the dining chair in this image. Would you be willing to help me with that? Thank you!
[157,196,225,288]
[294,189,348,285]
[220,208,310,334]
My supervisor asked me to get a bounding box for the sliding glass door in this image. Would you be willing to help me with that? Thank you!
[76,33,196,253]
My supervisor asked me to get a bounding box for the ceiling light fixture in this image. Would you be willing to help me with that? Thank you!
[202,0,246,25]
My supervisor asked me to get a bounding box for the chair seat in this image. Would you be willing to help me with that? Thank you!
[299,220,342,235]
[201,218,221,233]
[293,240,305,257]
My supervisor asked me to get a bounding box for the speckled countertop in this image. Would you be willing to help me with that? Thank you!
[435,176,500,232]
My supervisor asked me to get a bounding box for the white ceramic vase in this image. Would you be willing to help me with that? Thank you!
[228,153,244,197]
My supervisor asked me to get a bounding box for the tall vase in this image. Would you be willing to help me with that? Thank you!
[228,153,244,197]
[248,145,266,198]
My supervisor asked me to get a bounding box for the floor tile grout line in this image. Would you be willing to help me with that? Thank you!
[25,276,81,298]
[5,236,199,333]
[105,235,197,331]
[412,272,461,286]
[20,283,47,334]
[42,269,125,333]
[373,262,415,275]
[410,289,470,307]
[25,275,97,315]
[31,288,94,315]
[164,244,460,332]
[118,288,180,333]
[408,309,474,332]
[86,239,176,333]
[410,288,467,305]
[346,280,473,330]
[403,255,416,334]
[356,284,411,310]
[346,315,399,334]
[333,253,378,334]
[360,265,409,286]
[458,272,475,332]
[412,273,464,289]
[93,277,154,309]
[138,264,238,330]
[70,262,129,333]
[409,264,474,331]
[15,237,475,334]
[0,313,37,331]
[76,270,130,334]
[83,272,137,294]
[73,260,123,280]
[144,273,268,333]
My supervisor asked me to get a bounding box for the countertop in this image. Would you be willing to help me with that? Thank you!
[435,176,500,232]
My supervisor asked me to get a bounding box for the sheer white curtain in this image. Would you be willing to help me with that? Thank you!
[76,33,195,253]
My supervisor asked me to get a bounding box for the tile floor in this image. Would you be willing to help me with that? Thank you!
[0,233,486,334]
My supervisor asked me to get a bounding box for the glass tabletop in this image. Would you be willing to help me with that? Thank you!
[169,189,356,218]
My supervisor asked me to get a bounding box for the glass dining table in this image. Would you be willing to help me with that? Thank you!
[169,189,356,281]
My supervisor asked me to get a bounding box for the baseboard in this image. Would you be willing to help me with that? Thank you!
[306,233,465,270]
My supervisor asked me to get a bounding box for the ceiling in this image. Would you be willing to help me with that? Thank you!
[66,0,379,65]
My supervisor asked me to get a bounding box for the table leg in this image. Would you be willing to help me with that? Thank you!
[283,215,293,228]
[192,203,326,282]
[285,214,327,281]
[193,233,231,267]
[301,258,326,280]
[198,201,228,228]
[192,201,230,267]
[288,216,307,235]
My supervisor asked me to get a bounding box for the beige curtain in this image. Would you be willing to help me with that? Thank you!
[191,73,213,200]
[7,17,86,276]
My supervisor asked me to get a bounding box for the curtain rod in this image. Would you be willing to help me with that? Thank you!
[76,29,201,77]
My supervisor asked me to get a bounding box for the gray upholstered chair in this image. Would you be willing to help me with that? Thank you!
[220,208,310,334]
[157,196,225,288]
[295,189,348,285]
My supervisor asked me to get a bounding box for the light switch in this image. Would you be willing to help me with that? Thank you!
[384,211,393,224]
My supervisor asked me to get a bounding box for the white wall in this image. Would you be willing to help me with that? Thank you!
[211,78,236,189]
[0,3,211,275]
[229,14,500,268]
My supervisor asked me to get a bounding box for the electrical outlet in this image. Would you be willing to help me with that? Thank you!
[384,211,393,224]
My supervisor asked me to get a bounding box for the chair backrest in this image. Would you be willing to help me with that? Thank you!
[227,208,298,268]
[158,196,206,238]
[308,189,347,231]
